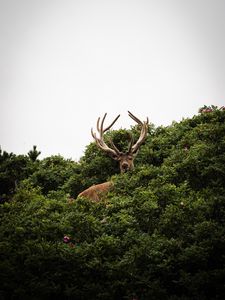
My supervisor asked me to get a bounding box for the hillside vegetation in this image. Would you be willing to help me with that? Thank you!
[0,105,225,300]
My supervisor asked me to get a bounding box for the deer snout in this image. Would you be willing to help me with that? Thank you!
[121,162,129,172]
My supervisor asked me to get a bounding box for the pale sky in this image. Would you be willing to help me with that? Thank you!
[1,0,225,160]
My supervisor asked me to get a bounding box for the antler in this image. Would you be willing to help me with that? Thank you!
[91,113,121,158]
[128,111,149,154]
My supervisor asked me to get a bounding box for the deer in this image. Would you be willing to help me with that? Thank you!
[77,111,149,202]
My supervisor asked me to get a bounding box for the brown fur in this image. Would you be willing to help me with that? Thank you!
[78,181,113,202]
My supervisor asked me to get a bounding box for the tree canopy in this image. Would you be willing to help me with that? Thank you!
[0,105,225,299]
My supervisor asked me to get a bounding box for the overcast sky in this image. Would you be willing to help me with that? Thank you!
[1,0,225,160]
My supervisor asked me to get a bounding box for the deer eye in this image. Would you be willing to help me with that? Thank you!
[112,155,119,160]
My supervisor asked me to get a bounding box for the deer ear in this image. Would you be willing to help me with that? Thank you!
[132,149,139,156]
[111,154,119,161]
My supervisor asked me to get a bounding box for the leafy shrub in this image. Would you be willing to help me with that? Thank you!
[0,107,225,299]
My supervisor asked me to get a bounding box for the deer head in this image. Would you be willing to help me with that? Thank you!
[91,111,149,173]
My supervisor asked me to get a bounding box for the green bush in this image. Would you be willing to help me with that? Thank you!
[0,106,225,299]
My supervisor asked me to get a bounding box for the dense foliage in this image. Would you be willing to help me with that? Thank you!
[1,106,225,299]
